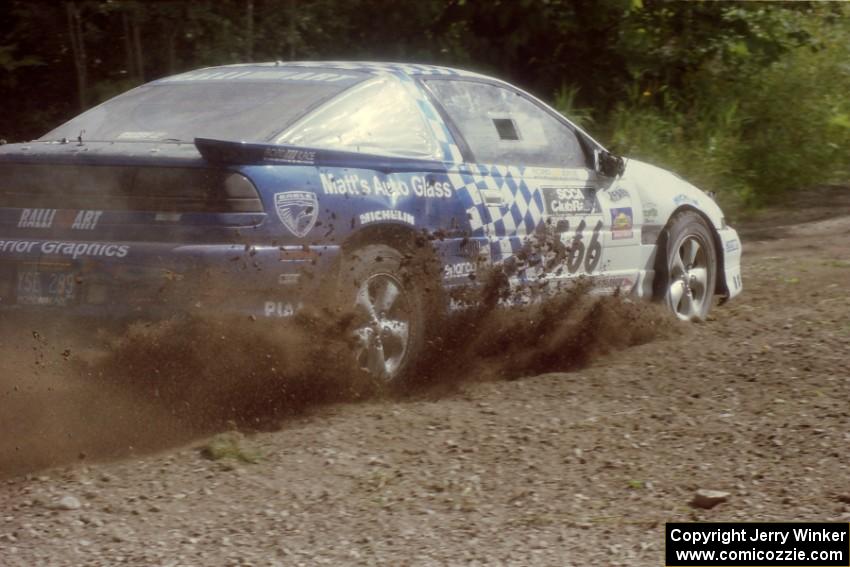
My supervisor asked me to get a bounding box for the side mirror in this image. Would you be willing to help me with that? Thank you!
[595,149,625,178]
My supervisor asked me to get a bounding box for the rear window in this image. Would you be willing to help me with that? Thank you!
[41,70,363,143]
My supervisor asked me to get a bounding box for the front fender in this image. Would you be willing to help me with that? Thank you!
[618,159,742,301]
[621,159,725,230]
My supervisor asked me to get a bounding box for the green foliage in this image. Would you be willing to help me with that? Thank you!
[552,85,594,131]
[605,95,750,209]
[600,3,850,209]
[735,24,850,203]
[0,44,41,72]
[0,0,846,205]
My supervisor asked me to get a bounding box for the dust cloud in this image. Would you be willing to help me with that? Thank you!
[413,277,673,393]
[0,268,673,478]
[0,316,188,477]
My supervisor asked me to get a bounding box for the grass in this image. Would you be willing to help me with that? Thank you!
[199,431,261,464]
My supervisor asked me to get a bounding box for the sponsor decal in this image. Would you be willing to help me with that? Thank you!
[264,147,316,165]
[673,193,700,207]
[277,274,300,285]
[606,188,630,202]
[725,239,740,253]
[359,210,415,226]
[642,201,659,222]
[264,301,302,318]
[444,261,476,280]
[610,207,634,240]
[0,240,39,254]
[18,208,56,229]
[0,239,129,259]
[591,274,636,292]
[18,209,104,231]
[70,210,103,230]
[542,187,598,216]
[274,191,319,238]
[319,172,453,199]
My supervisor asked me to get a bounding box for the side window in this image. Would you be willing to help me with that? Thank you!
[424,79,587,168]
[277,77,440,160]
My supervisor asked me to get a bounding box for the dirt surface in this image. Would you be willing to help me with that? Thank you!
[1,188,849,566]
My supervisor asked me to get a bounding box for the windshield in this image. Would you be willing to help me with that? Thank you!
[41,77,361,143]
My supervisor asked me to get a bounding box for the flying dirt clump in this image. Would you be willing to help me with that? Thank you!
[91,307,370,427]
[414,277,674,386]
[409,221,675,386]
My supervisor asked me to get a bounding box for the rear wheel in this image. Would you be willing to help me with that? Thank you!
[338,244,425,384]
[656,211,718,321]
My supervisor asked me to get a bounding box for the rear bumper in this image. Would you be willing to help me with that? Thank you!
[0,238,341,320]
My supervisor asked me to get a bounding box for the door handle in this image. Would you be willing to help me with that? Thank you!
[481,189,504,206]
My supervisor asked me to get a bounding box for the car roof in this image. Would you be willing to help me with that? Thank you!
[161,61,498,82]
[151,61,605,153]
[282,61,494,79]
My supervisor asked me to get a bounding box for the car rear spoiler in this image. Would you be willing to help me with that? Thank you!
[194,138,443,173]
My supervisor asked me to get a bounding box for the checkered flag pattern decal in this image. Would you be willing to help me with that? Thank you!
[449,164,546,241]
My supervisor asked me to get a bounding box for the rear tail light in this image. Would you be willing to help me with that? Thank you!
[223,173,263,212]
[0,164,263,214]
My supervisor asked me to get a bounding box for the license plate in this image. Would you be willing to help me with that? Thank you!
[16,266,77,306]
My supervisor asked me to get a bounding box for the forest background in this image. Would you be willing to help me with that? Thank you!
[1,0,848,210]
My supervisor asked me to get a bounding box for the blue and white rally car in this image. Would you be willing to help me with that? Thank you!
[0,62,742,382]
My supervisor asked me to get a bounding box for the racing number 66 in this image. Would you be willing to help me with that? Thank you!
[566,220,603,274]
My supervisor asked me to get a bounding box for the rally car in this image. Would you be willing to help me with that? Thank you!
[0,61,742,382]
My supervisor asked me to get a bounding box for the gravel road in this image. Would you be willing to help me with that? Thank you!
[1,188,849,566]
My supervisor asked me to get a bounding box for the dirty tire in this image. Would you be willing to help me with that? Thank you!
[338,244,426,386]
[655,211,718,321]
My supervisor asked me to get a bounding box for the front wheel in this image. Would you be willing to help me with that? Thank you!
[656,211,718,321]
[338,244,426,385]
